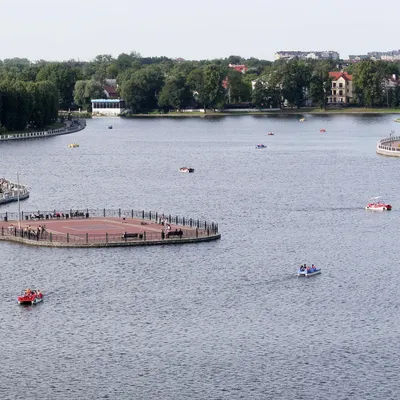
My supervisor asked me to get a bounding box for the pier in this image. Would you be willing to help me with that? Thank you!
[0,208,221,248]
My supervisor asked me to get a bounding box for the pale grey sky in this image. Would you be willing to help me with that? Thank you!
[1,0,398,61]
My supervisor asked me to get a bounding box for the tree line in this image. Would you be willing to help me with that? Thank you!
[1,53,400,131]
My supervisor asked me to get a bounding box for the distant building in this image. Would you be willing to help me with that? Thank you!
[228,64,248,73]
[327,72,353,105]
[349,50,400,62]
[104,78,117,87]
[104,85,118,99]
[91,99,126,116]
[348,55,372,63]
[223,64,249,89]
[275,51,340,60]
[383,74,400,90]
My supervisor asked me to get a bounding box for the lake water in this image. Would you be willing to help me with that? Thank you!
[1,114,400,399]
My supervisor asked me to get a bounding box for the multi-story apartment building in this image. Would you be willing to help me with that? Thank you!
[274,51,340,60]
[327,72,353,105]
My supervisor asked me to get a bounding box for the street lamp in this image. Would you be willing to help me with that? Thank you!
[17,172,21,230]
[390,130,395,149]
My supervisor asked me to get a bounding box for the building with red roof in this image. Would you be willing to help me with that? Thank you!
[327,71,353,105]
[228,64,248,74]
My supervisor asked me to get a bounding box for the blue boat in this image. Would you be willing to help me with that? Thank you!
[297,264,321,277]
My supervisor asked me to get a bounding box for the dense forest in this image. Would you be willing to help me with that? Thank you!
[1,53,400,131]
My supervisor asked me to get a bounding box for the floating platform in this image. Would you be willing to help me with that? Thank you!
[0,212,220,248]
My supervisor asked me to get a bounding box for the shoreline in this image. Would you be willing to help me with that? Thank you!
[121,108,400,118]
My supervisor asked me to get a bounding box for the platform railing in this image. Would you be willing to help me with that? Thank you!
[0,223,218,246]
[377,136,400,152]
[0,208,219,234]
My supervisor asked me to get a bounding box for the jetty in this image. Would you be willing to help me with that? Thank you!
[0,208,221,248]
[0,178,29,205]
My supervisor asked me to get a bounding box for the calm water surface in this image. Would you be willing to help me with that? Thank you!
[1,114,400,399]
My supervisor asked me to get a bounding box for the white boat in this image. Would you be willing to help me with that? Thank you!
[297,265,321,277]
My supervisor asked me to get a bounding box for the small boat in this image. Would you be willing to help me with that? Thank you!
[320,129,326,132]
[68,143,79,148]
[179,167,195,173]
[108,125,113,129]
[297,265,321,277]
[255,144,266,149]
[17,289,43,305]
[268,132,274,136]
[299,118,306,122]
[365,198,392,211]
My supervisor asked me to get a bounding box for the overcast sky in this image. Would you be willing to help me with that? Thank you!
[1,0,398,62]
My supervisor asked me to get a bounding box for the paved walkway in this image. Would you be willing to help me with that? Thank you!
[0,216,219,247]
[0,216,191,236]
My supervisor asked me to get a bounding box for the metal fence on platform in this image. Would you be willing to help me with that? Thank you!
[0,225,218,246]
[0,208,218,231]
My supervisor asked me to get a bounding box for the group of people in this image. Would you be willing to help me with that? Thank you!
[299,263,317,272]
[21,224,46,240]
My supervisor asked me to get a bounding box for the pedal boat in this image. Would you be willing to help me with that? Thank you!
[18,289,43,305]
[297,267,321,277]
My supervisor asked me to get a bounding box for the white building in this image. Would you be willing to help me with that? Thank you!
[91,99,126,116]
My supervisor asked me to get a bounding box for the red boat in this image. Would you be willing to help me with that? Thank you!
[18,289,43,305]
[365,198,392,211]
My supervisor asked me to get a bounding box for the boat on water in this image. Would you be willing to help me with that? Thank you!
[108,125,113,129]
[268,132,274,136]
[320,129,326,132]
[297,265,321,277]
[17,289,43,305]
[299,118,306,122]
[365,200,392,211]
[68,143,79,148]
[179,167,194,173]
[255,144,266,149]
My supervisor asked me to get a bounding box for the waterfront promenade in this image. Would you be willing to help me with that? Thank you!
[0,208,220,247]
[0,119,86,141]
[376,135,400,156]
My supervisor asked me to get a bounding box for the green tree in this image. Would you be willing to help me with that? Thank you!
[353,60,389,107]
[119,65,165,112]
[36,62,81,109]
[73,79,105,109]
[226,69,250,103]
[158,74,192,111]
[281,60,312,108]
[252,80,268,109]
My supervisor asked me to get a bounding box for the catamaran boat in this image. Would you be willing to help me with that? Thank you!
[297,265,321,277]
[365,198,392,211]
[17,289,43,305]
